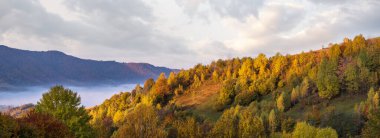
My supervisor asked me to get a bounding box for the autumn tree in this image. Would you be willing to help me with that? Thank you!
[238,58,253,88]
[143,78,155,93]
[291,86,300,104]
[329,44,341,61]
[300,77,311,98]
[292,122,338,138]
[35,86,93,138]
[0,113,20,138]
[238,109,265,138]
[292,122,317,138]
[210,106,264,138]
[152,73,169,95]
[209,106,240,137]
[352,34,366,53]
[167,72,178,90]
[151,73,171,104]
[271,53,288,76]
[192,74,202,88]
[362,108,380,138]
[173,117,203,138]
[112,104,167,138]
[212,70,219,82]
[254,53,268,75]
[277,91,291,112]
[18,111,72,138]
[214,79,236,111]
[268,109,279,132]
[316,127,339,138]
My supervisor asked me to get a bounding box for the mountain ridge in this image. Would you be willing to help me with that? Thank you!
[0,45,175,90]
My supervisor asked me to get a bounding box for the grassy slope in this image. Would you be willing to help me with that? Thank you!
[174,81,222,121]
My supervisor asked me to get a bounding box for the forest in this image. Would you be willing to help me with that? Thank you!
[1,35,380,138]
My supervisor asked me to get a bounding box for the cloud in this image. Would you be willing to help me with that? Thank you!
[0,0,195,68]
[174,0,380,56]
[175,0,264,20]
[0,0,379,69]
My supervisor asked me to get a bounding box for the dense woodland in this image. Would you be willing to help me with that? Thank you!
[1,35,380,138]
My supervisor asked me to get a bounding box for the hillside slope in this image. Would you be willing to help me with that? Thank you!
[87,35,380,137]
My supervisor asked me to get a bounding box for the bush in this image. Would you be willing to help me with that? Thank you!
[18,111,72,138]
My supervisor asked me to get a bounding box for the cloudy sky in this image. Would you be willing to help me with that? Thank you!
[0,0,379,69]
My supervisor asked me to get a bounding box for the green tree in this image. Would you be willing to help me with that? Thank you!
[209,106,240,137]
[344,63,360,94]
[35,86,93,138]
[317,58,340,99]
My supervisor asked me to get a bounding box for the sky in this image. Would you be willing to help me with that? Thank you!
[0,0,379,69]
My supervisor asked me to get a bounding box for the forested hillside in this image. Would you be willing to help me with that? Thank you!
[0,45,174,90]
[1,35,380,137]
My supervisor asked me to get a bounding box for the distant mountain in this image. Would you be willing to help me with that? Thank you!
[0,45,175,90]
